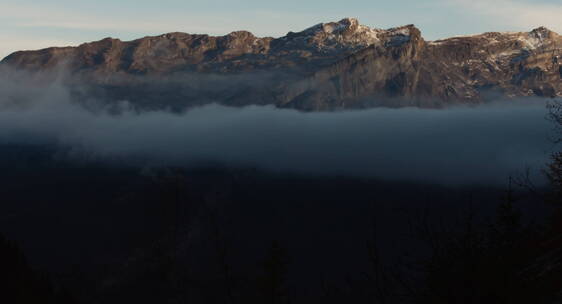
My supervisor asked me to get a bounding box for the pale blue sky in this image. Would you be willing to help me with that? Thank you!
[1,0,562,59]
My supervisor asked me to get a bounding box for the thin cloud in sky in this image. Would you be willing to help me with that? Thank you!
[1,3,333,36]
[0,34,77,60]
[2,4,236,34]
[447,0,562,33]
[2,0,562,59]
[0,4,319,59]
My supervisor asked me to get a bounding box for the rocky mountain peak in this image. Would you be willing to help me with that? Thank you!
[1,20,561,110]
[515,26,559,51]
[225,30,257,38]
[381,24,421,47]
[337,17,360,29]
[530,26,553,39]
[308,17,362,35]
[280,18,383,52]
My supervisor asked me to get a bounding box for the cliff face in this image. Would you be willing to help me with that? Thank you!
[279,25,562,110]
[2,18,561,110]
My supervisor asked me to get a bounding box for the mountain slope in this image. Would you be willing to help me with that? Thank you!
[2,18,561,110]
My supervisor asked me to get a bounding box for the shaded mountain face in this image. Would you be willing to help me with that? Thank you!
[2,18,561,110]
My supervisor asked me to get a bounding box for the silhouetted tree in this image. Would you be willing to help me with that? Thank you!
[547,100,562,202]
[0,233,76,304]
[404,184,561,304]
[257,241,290,304]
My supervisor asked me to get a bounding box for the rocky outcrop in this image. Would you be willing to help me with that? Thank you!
[278,25,562,110]
[2,18,561,110]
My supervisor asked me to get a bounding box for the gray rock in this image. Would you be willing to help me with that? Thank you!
[2,18,561,110]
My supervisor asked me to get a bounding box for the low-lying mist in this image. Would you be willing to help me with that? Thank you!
[0,69,557,186]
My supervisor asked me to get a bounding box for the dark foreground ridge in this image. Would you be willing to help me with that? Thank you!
[2,18,562,110]
[1,148,561,303]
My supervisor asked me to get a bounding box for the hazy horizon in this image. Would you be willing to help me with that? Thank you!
[2,0,562,59]
[0,68,556,186]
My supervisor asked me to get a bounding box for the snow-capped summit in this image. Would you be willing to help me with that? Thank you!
[303,18,361,35]
[282,18,383,51]
[530,26,552,40]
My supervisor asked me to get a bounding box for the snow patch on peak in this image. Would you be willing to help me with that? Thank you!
[321,22,347,34]
[303,18,360,35]
[383,25,418,46]
[387,26,413,36]
[518,28,553,50]
[337,17,360,28]
[226,31,255,38]
[530,26,552,39]
[291,18,382,48]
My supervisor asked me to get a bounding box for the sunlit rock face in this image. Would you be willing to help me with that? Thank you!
[2,18,561,111]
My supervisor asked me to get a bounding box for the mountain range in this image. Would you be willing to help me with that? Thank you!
[2,18,561,110]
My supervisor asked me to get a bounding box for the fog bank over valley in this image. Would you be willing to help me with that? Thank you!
[0,70,557,186]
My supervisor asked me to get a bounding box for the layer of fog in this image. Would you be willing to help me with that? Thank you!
[0,70,557,186]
